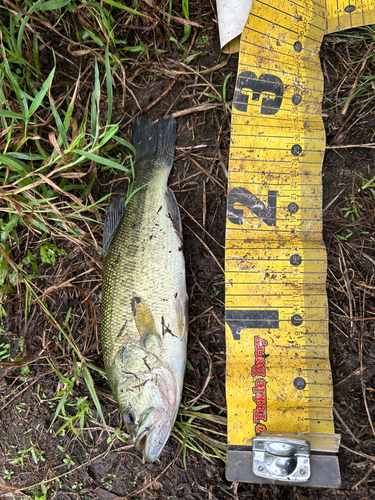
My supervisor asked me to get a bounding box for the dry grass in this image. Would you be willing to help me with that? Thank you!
[0,1,375,499]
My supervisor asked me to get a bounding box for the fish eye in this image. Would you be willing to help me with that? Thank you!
[123,410,135,426]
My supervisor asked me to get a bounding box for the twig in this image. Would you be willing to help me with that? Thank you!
[12,446,133,492]
[35,268,95,301]
[338,244,354,332]
[186,339,213,408]
[359,288,375,439]
[123,28,198,128]
[352,464,375,490]
[324,187,346,212]
[185,225,224,274]
[340,443,375,462]
[363,252,375,266]
[179,203,224,249]
[334,366,366,388]
[339,316,375,322]
[171,102,222,118]
[189,306,214,325]
[327,142,375,149]
[330,108,357,145]
[187,155,225,190]
[126,460,173,498]
[0,377,40,412]
[333,406,361,444]
[161,11,203,27]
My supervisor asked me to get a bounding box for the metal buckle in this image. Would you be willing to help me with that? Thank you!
[252,436,311,482]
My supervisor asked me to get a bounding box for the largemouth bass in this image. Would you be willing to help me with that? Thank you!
[101,117,188,463]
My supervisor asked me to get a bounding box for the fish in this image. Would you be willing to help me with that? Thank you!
[100,116,188,463]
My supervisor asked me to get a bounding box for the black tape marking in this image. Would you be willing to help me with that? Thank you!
[344,4,355,12]
[227,188,277,226]
[294,377,307,390]
[226,310,279,340]
[290,254,302,266]
[291,144,302,156]
[233,71,284,115]
[291,314,303,326]
[288,202,299,214]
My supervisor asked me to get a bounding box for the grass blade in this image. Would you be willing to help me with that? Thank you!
[90,59,100,140]
[113,135,136,157]
[51,386,71,429]
[7,153,44,160]
[101,0,148,18]
[98,124,118,148]
[39,0,72,11]
[82,364,108,431]
[222,72,232,102]
[49,96,68,149]
[0,155,30,175]
[28,66,56,119]
[71,149,130,171]
[105,45,113,126]
[1,46,29,118]
[0,110,25,120]
[16,0,44,57]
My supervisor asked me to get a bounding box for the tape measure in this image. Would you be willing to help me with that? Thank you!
[223,0,375,53]
[326,0,375,33]
[224,0,375,488]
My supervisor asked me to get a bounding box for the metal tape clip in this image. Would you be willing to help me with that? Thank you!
[252,436,311,482]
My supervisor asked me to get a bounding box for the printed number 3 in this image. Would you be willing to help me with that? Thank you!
[233,71,284,115]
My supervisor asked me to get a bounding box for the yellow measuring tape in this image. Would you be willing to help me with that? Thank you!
[224,0,375,53]
[225,0,374,487]
[326,0,375,33]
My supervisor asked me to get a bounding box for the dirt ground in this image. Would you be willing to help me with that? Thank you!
[1,2,375,499]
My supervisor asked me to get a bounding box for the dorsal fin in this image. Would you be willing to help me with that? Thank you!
[102,197,126,255]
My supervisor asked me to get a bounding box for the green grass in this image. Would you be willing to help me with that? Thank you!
[334,171,375,240]
[172,403,227,468]
[323,26,375,114]
[0,2,227,495]
[0,18,135,316]
[0,1,140,484]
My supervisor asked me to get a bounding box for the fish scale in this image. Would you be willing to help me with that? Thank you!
[102,171,185,372]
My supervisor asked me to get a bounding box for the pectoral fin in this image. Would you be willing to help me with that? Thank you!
[131,296,161,344]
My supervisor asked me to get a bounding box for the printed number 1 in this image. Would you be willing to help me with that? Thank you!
[226,310,279,340]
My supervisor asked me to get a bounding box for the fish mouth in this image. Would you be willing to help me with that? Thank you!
[134,407,173,463]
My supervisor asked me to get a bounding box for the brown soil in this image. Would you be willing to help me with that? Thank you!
[1,3,375,500]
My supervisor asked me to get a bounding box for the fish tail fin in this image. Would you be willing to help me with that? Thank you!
[132,117,176,171]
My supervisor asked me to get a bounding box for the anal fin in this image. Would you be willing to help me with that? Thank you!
[165,187,182,238]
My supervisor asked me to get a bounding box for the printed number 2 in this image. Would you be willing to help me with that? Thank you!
[227,187,277,226]
[233,71,284,115]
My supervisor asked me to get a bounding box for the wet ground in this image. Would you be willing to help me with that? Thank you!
[1,2,375,499]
